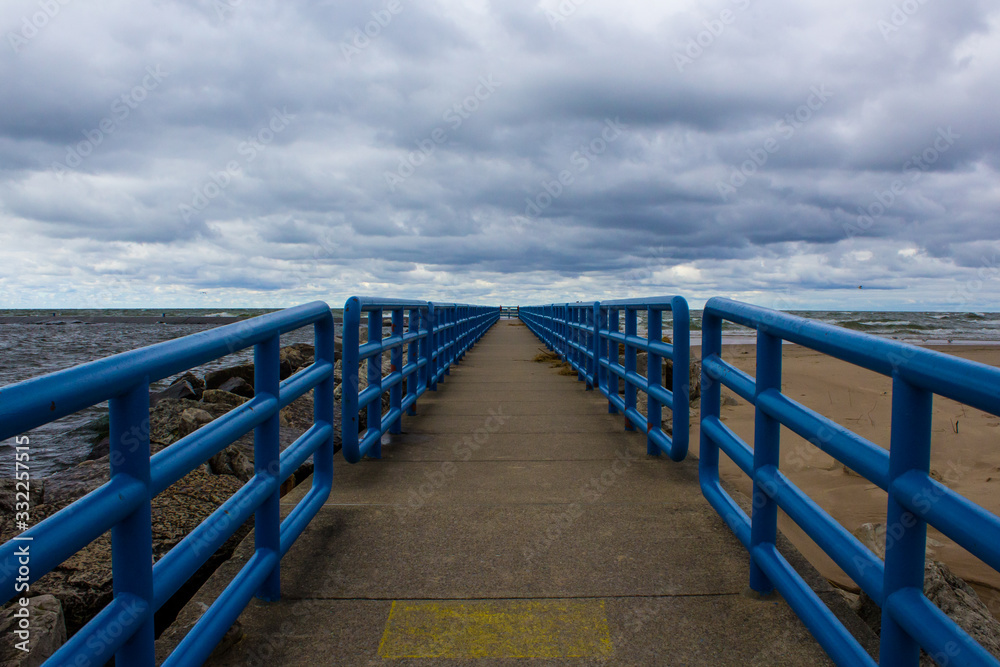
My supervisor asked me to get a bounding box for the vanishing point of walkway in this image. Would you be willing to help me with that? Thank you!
[193,322,833,665]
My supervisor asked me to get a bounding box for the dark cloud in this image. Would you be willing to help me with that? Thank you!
[1,0,999,309]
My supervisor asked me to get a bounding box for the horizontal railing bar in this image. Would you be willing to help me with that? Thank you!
[701,416,753,476]
[150,394,278,497]
[752,543,878,667]
[887,588,1000,667]
[280,483,330,558]
[152,474,276,610]
[0,474,145,601]
[353,298,430,310]
[47,593,151,666]
[0,301,331,440]
[162,549,280,667]
[700,481,751,548]
[702,354,756,403]
[893,471,1000,574]
[755,389,890,490]
[599,296,687,309]
[706,297,1000,416]
[757,466,885,603]
[278,360,333,410]
[278,423,332,484]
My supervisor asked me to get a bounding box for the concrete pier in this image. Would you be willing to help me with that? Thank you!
[165,322,840,665]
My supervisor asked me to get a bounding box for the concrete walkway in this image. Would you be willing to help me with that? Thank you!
[198,322,834,665]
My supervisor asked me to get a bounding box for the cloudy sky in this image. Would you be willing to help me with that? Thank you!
[1,0,998,310]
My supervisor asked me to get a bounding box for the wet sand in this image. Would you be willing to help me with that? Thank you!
[695,343,1000,616]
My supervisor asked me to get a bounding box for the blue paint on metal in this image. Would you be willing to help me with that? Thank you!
[519,296,690,461]
[340,298,499,463]
[700,296,1000,667]
[0,302,336,666]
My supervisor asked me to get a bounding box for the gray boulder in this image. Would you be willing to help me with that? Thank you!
[205,445,254,482]
[204,363,254,391]
[200,389,249,409]
[0,595,67,665]
[218,377,254,398]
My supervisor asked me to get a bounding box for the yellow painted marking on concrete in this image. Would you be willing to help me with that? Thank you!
[378,599,614,659]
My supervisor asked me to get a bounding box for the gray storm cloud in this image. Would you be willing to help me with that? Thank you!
[0,0,998,309]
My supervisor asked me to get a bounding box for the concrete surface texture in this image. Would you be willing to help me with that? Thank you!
[184,323,837,665]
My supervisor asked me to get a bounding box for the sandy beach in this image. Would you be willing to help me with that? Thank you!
[692,343,1000,616]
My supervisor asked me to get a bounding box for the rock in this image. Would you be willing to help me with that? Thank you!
[200,389,249,409]
[721,392,740,407]
[180,409,214,438]
[204,363,254,391]
[664,358,702,403]
[174,371,206,394]
[852,522,1000,663]
[40,459,110,506]
[218,377,254,399]
[205,445,254,482]
[85,436,110,461]
[149,398,207,445]
[150,377,201,407]
[0,595,67,664]
[67,414,110,450]
[279,343,315,380]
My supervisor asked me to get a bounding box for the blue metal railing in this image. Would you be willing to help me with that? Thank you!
[519,297,690,460]
[341,298,499,462]
[700,297,1000,666]
[0,302,336,666]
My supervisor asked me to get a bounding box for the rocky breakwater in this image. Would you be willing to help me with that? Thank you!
[0,341,369,662]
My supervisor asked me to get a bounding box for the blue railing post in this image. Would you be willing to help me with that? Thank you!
[390,308,404,433]
[368,308,383,458]
[444,306,453,375]
[699,308,723,496]
[406,307,419,416]
[671,296,691,462]
[749,331,782,594]
[623,307,637,431]
[343,297,362,461]
[589,302,600,390]
[607,307,619,414]
[428,303,439,391]
[647,306,662,456]
[313,312,335,498]
[879,377,933,666]
[109,381,155,665]
[254,334,281,601]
